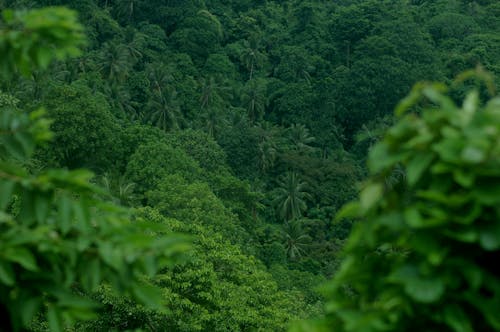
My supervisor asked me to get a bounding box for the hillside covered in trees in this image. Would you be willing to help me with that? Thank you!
[0,0,499,331]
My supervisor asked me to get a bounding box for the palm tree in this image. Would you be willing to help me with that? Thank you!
[97,42,131,86]
[287,123,316,154]
[114,0,137,23]
[272,171,312,222]
[106,83,139,120]
[282,220,311,260]
[146,88,181,132]
[198,76,231,110]
[240,36,266,80]
[99,173,136,206]
[241,79,267,123]
[147,63,174,97]
[254,122,282,172]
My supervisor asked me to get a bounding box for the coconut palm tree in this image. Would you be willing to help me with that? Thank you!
[254,122,282,172]
[287,123,316,154]
[240,35,266,80]
[147,63,174,98]
[198,76,231,110]
[97,42,131,86]
[282,220,311,260]
[146,88,181,132]
[241,79,267,123]
[99,173,137,206]
[272,171,312,222]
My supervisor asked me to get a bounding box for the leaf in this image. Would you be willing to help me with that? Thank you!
[443,304,473,332]
[58,195,72,234]
[461,146,486,164]
[404,276,445,303]
[81,259,101,291]
[453,170,475,188]
[406,153,434,186]
[0,261,15,286]
[390,265,445,303]
[0,179,15,210]
[360,183,383,211]
[34,193,50,223]
[47,306,62,332]
[368,142,407,173]
[131,283,164,310]
[473,184,500,205]
[479,222,500,251]
[3,247,38,271]
[404,207,424,228]
[20,297,42,326]
[335,201,362,221]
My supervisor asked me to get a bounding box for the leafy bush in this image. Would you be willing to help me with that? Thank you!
[296,80,500,331]
[0,7,188,331]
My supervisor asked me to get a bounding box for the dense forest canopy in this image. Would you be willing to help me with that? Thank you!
[0,0,499,331]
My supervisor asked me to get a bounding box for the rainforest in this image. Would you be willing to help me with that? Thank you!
[0,0,499,331]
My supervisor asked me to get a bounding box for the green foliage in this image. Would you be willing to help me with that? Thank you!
[272,172,312,222]
[300,82,500,331]
[87,208,308,332]
[2,1,500,330]
[40,82,121,170]
[0,7,188,331]
[165,129,228,173]
[0,7,85,76]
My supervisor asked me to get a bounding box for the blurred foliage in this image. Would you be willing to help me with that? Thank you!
[0,7,188,331]
[297,78,500,331]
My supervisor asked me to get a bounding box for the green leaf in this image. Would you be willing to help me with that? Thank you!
[443,304,473,332]
[34,193,50,223]
[0,261,15,286]
[360,183,383,211]
[473,184,500,205]
[3,247,38,271]
[58,195,72,234]
[390,265,445,303]
[131,283,164,310]
[47,306,62,332]
[335,201,362,220]
[406,153,434,186]
[405,276,445,303]
[0,179,15,210]
[461,146,486,164]
[81,259,101,291]
[368,142,407,173]
[20,297,42,327]
[479,222,500,251]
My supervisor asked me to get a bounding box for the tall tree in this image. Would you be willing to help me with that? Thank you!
[241,78,267,123]
[272,171,312,221]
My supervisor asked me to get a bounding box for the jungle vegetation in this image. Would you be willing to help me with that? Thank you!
[0,0,499,331]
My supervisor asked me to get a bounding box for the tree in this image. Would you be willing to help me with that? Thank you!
[296,79,500,331]
[146,88,182,132]
[97,42,132,86]
[286,123,316,154]
[272,172,312,222]
[240,35,266,80]
[254,122,283,173]
[0,7,187,331]
[125,141,203,197]
[40,82,121,170]
[282,220,311,260]
[241,78,267,123]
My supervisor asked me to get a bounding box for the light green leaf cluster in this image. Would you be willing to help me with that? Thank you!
[0,7,85,76]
